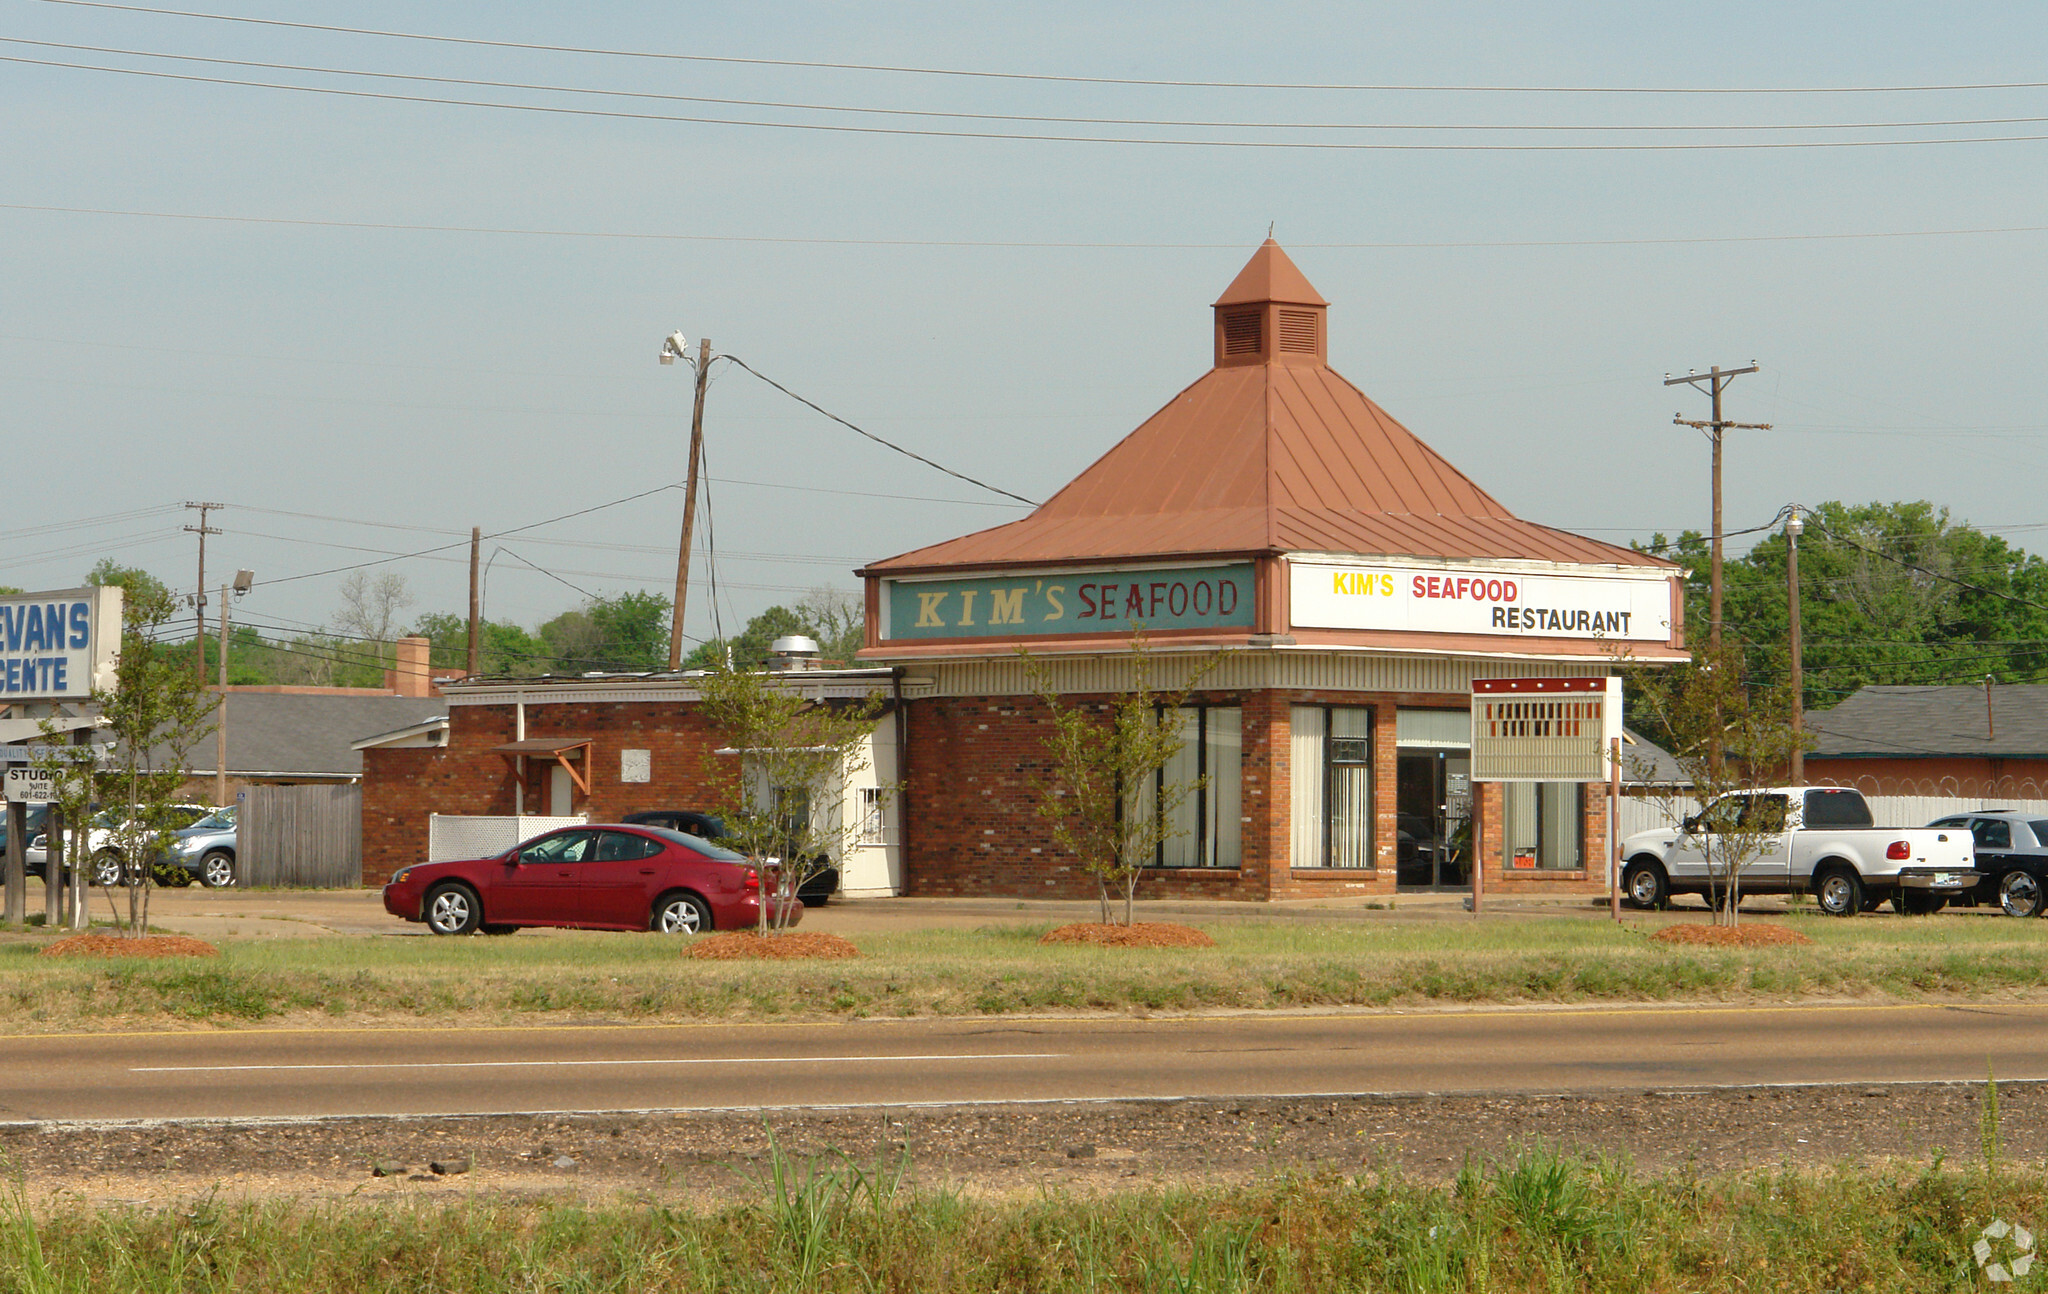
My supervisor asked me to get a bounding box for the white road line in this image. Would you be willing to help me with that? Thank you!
[131,1052,1067,1074]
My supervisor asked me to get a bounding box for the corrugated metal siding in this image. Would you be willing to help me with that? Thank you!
[925,653,1590,699]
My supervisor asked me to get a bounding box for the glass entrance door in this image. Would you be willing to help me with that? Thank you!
[1396,751,1472,890]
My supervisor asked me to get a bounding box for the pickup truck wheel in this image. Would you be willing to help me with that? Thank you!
[1893,890,1946,916]
[1999,870,2045,919]
[1623,859,1670,910]
[1816,868,1864,917]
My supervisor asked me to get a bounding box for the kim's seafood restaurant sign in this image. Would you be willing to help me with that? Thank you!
[1289,560,1671,642]
[883,563,1255,640]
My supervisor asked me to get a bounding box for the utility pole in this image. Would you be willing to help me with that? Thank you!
[183,501,223,683]
[467,526,482,677]
[668,336,713,671]
[1785,508,1804,783]
[216,582,229,807]
[1664,367,1769,657]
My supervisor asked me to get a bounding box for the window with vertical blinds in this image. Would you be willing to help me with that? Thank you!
[1502,782,1582,870]
[1290,704,1374,868]
[1137,705,1242,868]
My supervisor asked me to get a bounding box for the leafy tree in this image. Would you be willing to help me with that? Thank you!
[45,572,213,936]
[86,560,170,608]
[684,590,864,671]
[1617,637,1808,928]
[693,664,888,932]
[539,592,671,673]
[1640,500,2048,715]
[1022,637,1218,926]
[412,612,550,677]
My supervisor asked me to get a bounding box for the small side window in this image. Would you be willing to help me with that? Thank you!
[1971,819,2013,851]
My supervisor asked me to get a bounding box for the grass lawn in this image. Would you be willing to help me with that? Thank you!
[3,1145,2032,1292]
[0,912,2046,1030]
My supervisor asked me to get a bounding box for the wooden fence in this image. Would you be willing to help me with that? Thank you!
[240,784,362,888]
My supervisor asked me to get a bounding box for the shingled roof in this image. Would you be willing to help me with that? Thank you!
[1809,685,2048,759]
[862,240,1671,577]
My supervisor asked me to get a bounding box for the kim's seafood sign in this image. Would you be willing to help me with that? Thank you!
[1289,561,1672,642]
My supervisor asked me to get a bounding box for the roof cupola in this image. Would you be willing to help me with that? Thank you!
[1212,237,1328,368]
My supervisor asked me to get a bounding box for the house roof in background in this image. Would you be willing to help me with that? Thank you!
[184,693,448,778]
[1807,685,2048,759]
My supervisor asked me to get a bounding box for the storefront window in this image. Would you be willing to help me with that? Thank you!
[1289,705,1374,868]
[1148,705,1242,868]
[1502,782,1582,870]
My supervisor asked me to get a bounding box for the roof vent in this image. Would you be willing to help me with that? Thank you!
[1277,308,1319,354]
[770,635,822,671]
[1221,310,1263,356]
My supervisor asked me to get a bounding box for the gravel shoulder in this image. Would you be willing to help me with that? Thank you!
[8,1080,2032,1211]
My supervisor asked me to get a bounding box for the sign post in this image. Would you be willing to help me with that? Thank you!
[1469,677,1624,917]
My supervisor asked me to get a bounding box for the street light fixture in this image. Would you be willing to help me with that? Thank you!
[216,571,254,809]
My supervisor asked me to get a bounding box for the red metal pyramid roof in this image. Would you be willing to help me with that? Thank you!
[862,242,1668,576]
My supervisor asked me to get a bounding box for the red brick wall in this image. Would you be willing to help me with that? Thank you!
[1804,756,2048,800]
[359,700,741,885]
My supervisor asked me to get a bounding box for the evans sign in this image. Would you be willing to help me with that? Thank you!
[1289,561,1671,643]
[0,586,122,700]
[885,563,1255,641]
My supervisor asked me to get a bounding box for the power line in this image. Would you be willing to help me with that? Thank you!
[18,52,2048,152]
[20,37,2048,136]
[720,355,1037,506]
[11,201,2048,253]
[36,1,2048,97]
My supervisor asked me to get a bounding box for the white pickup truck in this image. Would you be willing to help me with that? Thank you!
[1621,787,1978,916]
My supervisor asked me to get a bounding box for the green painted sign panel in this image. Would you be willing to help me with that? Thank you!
[885,563,1255,640]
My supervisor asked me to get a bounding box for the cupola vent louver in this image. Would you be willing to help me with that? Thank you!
[1222,310,1263,356]
[1277,308,1319,354]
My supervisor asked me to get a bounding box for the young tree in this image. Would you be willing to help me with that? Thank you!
[1618,638,1808,928]
[1023,637,1218,926]
[693,664,888,933]
[55,574,214,936]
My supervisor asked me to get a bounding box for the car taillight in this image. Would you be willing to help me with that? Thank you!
[1887,840,1911,860]
[743,867,761,891]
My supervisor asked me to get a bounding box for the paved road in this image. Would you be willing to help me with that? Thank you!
[3,1001,2046,1123]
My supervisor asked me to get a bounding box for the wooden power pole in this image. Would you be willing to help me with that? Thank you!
[1664,367,1770,658]
[467,526,482,677]
[184,501,223,682]
[669,337,712,671]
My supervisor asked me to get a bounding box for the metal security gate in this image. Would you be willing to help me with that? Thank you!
[240,785,362,887]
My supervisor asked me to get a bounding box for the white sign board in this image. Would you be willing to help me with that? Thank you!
[0,586,122,701]
[3,767,60,803]
[1289,561,1671,643]
[620,749,651,783]
[1469,677,1623,783]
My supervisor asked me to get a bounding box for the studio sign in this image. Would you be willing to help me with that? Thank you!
[1290,561,1671,642]
[885,563,1255,640]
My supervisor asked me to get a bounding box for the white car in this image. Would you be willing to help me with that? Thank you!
[31,803,214,887]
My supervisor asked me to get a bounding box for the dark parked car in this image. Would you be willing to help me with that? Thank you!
[620,809,839,906]
[1926,810,2048,917]
[381,823,802,935]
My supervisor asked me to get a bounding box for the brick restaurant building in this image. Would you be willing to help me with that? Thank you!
[856,240,1689,900]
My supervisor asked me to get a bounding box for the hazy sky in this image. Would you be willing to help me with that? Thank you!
[7,1,2048,655]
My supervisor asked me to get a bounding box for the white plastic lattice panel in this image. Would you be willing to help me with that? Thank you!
[427,814,588,862]
[1469,677,1621,782]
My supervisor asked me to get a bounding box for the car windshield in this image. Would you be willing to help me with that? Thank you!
[190,808,235,831]
[642,826,749,863]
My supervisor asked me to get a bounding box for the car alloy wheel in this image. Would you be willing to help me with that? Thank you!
[199,851,235,888]
[654,893,711,935]
[91,853,122,888]
[426,885,480,935]
[2000,870,2045,919]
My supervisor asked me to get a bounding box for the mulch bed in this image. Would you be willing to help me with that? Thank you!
[38,934,221,959]
[1649,923,1813,948]
[1039,922,1217,948]
[681,931,859,960]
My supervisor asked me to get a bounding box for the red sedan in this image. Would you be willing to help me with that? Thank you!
[381,824,801,935]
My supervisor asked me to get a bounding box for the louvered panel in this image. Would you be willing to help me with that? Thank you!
[1277,309,1318,352]
[1221,310,1263,355]
[922,653,1585,698]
